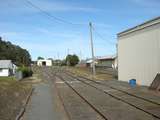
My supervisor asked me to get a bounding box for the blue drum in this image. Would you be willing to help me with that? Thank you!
[129,79,136,87]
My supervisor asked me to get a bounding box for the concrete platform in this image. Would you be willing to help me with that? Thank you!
[23,68,68,120]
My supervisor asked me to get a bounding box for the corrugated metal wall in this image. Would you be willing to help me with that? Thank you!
[118,24,160,86]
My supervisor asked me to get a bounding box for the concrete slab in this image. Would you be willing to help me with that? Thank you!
[23,76,68,120]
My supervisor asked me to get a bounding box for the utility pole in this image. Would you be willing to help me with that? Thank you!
[57,52,60,66]
[89,22,96,76]
[79,50,82,61]
[66,49,70,66]
[67,48,70,55]
[57,52,60,60]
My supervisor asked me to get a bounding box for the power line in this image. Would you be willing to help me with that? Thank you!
[24,0,83,26]
[23,0,115,58]
[92,26,115,45]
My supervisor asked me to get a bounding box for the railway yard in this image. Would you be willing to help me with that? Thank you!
[22,67,160,120]
[1,1,160,120]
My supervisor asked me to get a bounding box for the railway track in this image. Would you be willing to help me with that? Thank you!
[56,75,108,120]
[66,71,160,106]
[59,71,160,119]
[42,67,107,120]
[40,67,160,120]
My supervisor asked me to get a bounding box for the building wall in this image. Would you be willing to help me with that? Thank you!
[118,23,160,86]
[97,59,113,68]
[0,69,10,76]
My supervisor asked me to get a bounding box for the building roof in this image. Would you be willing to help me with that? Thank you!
[118,16,160,37]
[37,59,52,62]
[0,60,13,69]
[86,59,93,63]
[85,55,116,63]
[97,55,116,60]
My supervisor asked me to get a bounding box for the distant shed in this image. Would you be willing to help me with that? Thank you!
[118,17,160,86]
[97,55,116,68]
[37,59,52,66]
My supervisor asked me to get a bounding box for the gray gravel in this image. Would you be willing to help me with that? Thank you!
[23,67,68,120]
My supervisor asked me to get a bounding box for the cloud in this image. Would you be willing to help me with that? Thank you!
[14,36,91,59]
[0,32,20,37]
[0,0,102,15]
[94,23,113,29]
[0,31,30,40]
[35,0,101,12]
[0,29,91,59]
[36,28,80,39]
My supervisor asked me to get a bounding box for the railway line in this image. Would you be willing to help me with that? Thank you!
[54,70,160,120]
[56,75,108,120]
[44,67,107,120]
[36,67,160,120]
[66,71,160,105]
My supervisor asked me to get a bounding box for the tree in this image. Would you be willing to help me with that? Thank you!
[65,54,79,66]
[0,37,31,66]
[37,56,44,60]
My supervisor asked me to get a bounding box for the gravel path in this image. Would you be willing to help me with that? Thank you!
[23,67,68,120]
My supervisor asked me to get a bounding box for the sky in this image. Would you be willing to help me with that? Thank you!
[0,0,160,60]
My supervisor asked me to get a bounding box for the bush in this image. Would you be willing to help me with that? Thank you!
[17,67,33,78]
[65,54,79,66]
[61,60,67,66]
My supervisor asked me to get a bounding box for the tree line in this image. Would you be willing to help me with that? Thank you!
[0,37,31,66]
[38,54,80,66]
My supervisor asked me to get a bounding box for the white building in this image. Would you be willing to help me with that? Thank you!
[0,60,17,77]
[118,17,160,86]
[37,59,52,66]
[86,59,98,68]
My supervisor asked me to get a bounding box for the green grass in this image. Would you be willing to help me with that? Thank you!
[0,76,16,81]
[67,67,114,80]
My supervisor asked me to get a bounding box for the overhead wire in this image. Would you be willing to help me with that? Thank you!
[24,0,115,47]
[92,25,115,45]
[24,0,84,26]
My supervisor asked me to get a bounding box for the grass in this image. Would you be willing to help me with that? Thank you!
[66,67,114,81]
[0,76,32,120]
[0,76,16,81]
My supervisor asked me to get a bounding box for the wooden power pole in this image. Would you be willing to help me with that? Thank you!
[89,22,96,76]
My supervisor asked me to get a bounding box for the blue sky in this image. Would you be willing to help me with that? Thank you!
[0,0,160,60]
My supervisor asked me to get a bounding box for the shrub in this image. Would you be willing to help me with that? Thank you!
[65,54,79,66]
[17,67,33,78]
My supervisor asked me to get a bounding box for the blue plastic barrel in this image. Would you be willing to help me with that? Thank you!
[129,79,136,87]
